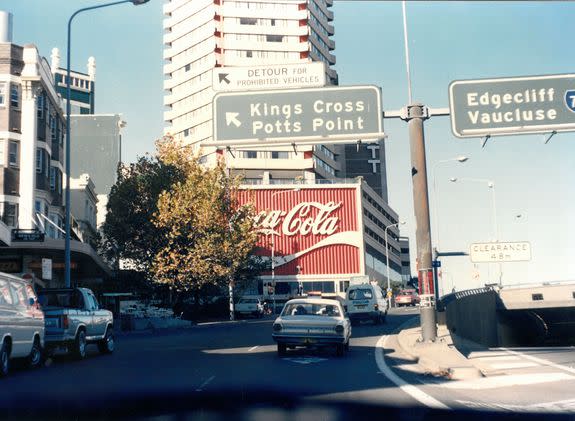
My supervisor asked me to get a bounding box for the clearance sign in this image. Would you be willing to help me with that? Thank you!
[470,242,532,263]
[449,74,575,138]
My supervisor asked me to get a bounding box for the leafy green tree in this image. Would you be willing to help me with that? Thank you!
[100,145,185,275]
[151,137,261,293]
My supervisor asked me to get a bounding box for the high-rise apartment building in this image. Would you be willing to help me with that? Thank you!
[163,0,346,182]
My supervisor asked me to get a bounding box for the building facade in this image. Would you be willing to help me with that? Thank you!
[0,12,110,285]
[237,179,403,300]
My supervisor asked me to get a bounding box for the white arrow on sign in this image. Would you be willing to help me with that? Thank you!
[226,112,241,127]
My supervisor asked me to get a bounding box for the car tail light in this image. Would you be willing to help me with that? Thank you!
[61,315,69,329]
[273,323,282,332]
[335,325,344,334]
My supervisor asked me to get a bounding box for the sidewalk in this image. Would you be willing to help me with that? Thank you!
[396,321,484,380]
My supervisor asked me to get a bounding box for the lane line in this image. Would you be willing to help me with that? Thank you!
[248,346,259,352]
[440,372,573,390]
[489,362,539,370]
[375,335,449,409]
[499,347,575,375]
[195,375,216,392]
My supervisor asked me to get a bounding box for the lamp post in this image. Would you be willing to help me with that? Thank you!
[64,0,150,288]
[432,156,469,251]
[269,188,300,314]
[385,221,405,308]
[449,177,501,285]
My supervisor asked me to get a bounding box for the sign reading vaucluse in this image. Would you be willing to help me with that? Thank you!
[209,85,384,147]
[449,74,575,138]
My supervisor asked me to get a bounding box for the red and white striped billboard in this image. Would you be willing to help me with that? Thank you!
[238,186,362,276]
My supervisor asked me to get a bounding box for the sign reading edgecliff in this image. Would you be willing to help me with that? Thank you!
[209,85,384,147]
[449,74,575,138]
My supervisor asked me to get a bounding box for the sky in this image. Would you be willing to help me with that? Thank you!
[3,0,575,292]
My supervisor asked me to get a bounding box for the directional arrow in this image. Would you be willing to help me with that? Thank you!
[225,112,241,127]
[218,73,230,84]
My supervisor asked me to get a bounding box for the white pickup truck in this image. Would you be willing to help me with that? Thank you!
[38,288,114,359]
[235,297,264,319]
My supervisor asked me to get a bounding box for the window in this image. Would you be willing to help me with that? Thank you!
[50,167,56,190]
[246,50,253,58]
[8,141,18,167]
[1,203,17,227]
[10,85,19,108]
[37,94,44,119]
[241,151,257,159]
[271,151,289,159]
[240,17,257,25]
[183,128,189,137]
[0,82,5,106]
[266,34,284,43]
[184,64,190,72]
[36,149,43,173]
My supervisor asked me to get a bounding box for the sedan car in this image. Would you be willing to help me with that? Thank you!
[394,289,420,307]
[272,298,351,357]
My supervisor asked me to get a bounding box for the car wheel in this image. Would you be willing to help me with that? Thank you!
[74,330,87,360]
[277,343,287,356]
[28,337,43,369]
[381,312,387,324]
[98,327,115,354]
[0,341,9,377]
[344,341,350,351]
[336,343,345,357]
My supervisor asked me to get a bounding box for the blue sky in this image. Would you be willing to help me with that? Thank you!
[5,0,575,291]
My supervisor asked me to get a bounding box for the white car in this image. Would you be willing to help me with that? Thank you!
[345,283,388,325]
[0,273,45,376]
[272,298,351,357]
[234,297,264,318]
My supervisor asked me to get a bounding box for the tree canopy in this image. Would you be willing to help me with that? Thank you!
[102,136,262,294]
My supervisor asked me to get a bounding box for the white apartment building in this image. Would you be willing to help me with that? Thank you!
[163,0,343,183]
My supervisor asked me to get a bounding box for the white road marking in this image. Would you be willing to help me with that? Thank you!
[456,398,575,413]
[195,375,215,392]
[375,335,449,409]
[489,362,539,370]
[441,372,573,390]
[283,357,328,365]
[499,347,575,375]
[248,346,259,352]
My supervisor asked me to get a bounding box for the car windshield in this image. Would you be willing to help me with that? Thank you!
[282,303,341,317]
[348,289,373,300]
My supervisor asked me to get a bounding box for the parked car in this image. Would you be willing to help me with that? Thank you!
[37,288,114,359]
[0,273,44,377]
[272,298,351,357]
[395,289,420,307]
[235,297,264,318]
[345,283,388,325]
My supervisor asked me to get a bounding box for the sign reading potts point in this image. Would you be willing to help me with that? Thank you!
[209,85,384,147]
[449,74,575,138]
[469,241,532,263]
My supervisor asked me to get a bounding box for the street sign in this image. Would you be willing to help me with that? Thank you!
[42,258,52,281]
[449,74,575,138]
[212,62,326,92]
[432,260,441,268]
[469,241,532,263]
[209,85,384,147]
[11,229,44,242]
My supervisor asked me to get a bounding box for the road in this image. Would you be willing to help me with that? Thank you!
[0,307,573,417]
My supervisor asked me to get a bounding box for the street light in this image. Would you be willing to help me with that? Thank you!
[269,188,300,314]
[432,156,469,251]
[385,221,405,307]
[449,177,501,285]
[64,0,150,288]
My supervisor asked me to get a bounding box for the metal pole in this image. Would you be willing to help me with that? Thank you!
[229,279,234,321]
[402,1,413,105]
[407,104,437,342]
[271,233,275,315]
[64,0,143,288]
[489,183,503,286]
[385,226,390,307]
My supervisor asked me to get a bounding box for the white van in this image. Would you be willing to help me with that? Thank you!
[0,273,45,376]
[345,283,388,325]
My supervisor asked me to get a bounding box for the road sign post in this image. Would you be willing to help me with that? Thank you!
[207,85,385,147]
[449,74,575,138]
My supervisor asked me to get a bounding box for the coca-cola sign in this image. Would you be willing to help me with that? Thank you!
[237,187,362,275]
[255,201,341,237]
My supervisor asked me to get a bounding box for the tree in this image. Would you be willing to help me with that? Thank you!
[100,147,186,275]
[151,137,261,293]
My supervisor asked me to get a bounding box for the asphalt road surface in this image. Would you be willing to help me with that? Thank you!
[1,307,573,417]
